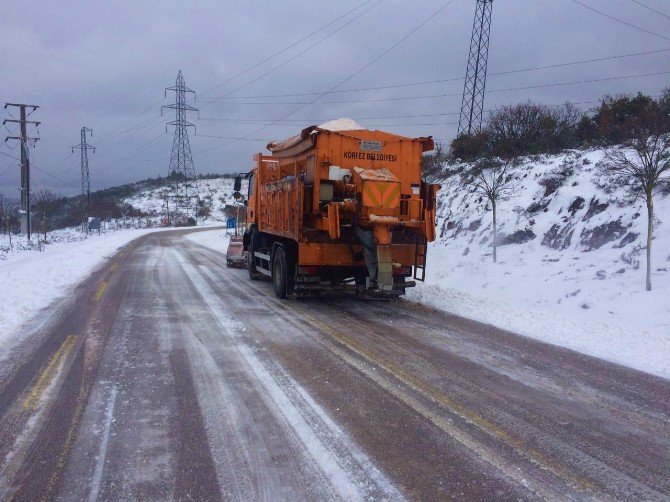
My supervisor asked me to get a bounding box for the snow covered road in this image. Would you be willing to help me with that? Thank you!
[0,229,668,500]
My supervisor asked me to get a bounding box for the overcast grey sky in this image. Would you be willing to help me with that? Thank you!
[1,0,669,196]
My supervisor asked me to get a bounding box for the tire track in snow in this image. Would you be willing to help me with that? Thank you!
[174,251,402,501]
[87,384,117,502]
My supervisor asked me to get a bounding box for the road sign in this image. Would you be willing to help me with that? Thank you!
[226,218,236,229]
[88,217,101,230]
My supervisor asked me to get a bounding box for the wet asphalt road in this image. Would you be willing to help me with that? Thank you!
[0,229,668,501]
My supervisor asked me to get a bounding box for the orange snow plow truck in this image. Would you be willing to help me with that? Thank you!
[234,120,439,298]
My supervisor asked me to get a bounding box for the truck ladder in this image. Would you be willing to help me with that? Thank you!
[413,234,428,282]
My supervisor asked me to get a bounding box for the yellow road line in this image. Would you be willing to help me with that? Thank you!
[289,304,594,494]
[22,335,76,410]
[93,281,108,301]
[110,263,118,272]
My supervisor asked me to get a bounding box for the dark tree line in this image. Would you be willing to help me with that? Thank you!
[448,88,670,161]
[0,189,149,236]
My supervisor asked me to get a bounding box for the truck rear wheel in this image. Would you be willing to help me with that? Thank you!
[272,246,294,299]
[248,230,261,280]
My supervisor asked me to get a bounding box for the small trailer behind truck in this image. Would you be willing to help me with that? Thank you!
[234,119,439,299]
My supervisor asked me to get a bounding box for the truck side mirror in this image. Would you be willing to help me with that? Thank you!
[234,175,242,192]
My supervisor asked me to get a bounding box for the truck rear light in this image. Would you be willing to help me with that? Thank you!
[298,266,319,275]
[411,184,420,195]
[393,266,412,276]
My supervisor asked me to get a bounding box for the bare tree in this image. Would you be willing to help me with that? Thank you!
[0,193,5,235]
[31,189,61,240]
[0,196,19,245]
[604,130,670,291]
[421,141,448,180]
[469,159,515,263]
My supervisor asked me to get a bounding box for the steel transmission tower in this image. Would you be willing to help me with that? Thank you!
[72,126,95,230]
[457,0,494,136]
[162,70,199,218]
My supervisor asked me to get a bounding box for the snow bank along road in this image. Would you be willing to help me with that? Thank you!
[0,230,668,500]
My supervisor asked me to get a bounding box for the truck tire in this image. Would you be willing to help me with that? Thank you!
[248,230,261,280]
[393,275,406,295]
[272,246,294,299]
[272,246,287,298]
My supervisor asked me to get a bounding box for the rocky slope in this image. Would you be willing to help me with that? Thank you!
[410,147,670,377]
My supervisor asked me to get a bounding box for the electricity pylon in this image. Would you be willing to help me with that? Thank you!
[162,70,199,221]
[72,127,95,232]
[457,0,494,136]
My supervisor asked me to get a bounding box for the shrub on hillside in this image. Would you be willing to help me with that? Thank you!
[449,132,490,162]
[448,88,670,160]
[485,102,583,158]
[421,142,449,179]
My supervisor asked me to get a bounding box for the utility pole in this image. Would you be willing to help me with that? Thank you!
[162,195,171,226]
[72,127,95,233]
[162,70,199,222]
[4,103,40,240]
[457,0,494,137]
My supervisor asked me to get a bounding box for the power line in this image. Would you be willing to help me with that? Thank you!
[194,0,459,155]
[0,150,81,189]
[30,163,80,189]
[569,0,670,41]
[198,48,670,100]
[1,150,81,190]
[205,0,386,102]
[199,0,374,97]
[630,0,670,21]
[93,130,170,183]
[0,150,19,161]
[37,115,167,181]
[95,97,167,142]
[196,69,670,106]
[199,98,607,124]
[96,115,168,155]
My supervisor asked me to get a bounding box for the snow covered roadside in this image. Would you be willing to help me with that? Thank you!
[0,228,163,363]
[411,148,670,380]
[185,228,233,253]
[406,257,670,380]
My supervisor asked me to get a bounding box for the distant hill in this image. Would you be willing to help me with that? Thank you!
[0,173,243,233]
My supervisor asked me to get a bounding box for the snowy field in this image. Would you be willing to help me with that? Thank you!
[185,228,232,253]
[123,176,246,226]
[409,148,669,379]
[0,175,247,364]
[0,228,162,362]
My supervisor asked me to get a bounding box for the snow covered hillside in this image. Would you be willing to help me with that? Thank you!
[123,176,247,225]
[410,148,670,378]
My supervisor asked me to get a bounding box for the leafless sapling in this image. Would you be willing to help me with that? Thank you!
[604,129,670,291]
[470,159,515,263]
[31,189,60,240]
[0,193,5,235]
